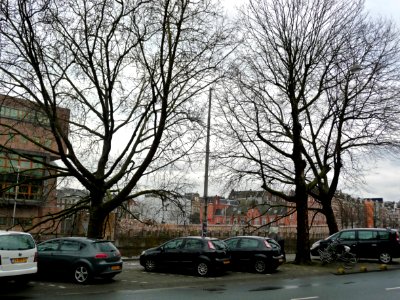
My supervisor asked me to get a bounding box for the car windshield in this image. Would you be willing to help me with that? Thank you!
[0,234,35,250]
[94,241,118,252]
[267,239,281,250]
[211,240,227,250]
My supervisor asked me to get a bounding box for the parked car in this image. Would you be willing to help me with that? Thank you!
[0,231,37,284]
[310,228,400,263]
[139,236,230,276]
[37,237,122,284]
[224,236,285,273]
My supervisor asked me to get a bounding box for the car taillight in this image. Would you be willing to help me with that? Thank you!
[34,251,38,262]
[396,232,400,243]
[95,253,108,259]
[207,241,215,250]
[264,240,272,248]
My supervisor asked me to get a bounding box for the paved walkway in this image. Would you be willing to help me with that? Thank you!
[284,253,400,276]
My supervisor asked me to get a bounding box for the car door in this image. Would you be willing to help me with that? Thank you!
[337,230,357,255]
[180,238,204,269]
[225,238,240,268]
[37,240,62,272]
[356,230,379,259]
[233,238,260,268]
[159,238,184,268]
[57,240,83,270]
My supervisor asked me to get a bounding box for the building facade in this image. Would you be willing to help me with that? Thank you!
[0,95,69,232]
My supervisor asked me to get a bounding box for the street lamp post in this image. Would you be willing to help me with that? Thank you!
[202,88,212,237]
[12,167,20,228]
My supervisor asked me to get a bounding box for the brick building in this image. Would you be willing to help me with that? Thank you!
[0,95,69,232]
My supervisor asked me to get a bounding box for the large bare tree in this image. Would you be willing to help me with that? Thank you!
[0,0,234,238]
[216,0,400,263]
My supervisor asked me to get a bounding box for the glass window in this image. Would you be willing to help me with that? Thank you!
[164,239,184,250]
[60,240,81,251]
[95,242,117,252]
[0,234,35,250]
[239,238,260,248]
[183,239,203,250]
[339,231,356,241]
[378,231,390,240]
[225,238,239,249]
[358,230,377,240]
[38,240,60,251]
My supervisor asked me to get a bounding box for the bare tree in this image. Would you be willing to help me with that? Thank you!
[0,0,234,238]
[216,0,400,263]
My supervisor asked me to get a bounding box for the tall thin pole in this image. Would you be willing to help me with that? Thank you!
[202,88,212,237]
[12,167,20,228]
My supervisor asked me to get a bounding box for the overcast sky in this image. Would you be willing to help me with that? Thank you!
[215,0,400,202]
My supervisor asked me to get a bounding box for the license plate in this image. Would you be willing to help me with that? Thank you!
[111,265,121,270]
[11,257,27,264]
[223,260,230,265]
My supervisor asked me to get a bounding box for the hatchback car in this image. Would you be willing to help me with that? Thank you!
[37,237,122,283]
[224,236,285,273]
[310,228,400,263]
[0,231,37,284]
[140,236,230,276]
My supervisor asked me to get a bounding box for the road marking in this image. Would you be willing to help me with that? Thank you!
[386,287,400,291]
[291,297,319,300]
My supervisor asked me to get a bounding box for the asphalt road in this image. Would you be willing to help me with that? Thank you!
[4,259,400,300]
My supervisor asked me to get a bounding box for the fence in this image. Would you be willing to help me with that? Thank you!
[115,223,330,257]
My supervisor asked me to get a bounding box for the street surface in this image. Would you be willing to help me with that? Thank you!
[3,260,400,300]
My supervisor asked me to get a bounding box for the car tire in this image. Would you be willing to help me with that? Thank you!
[379,252,392,264]
[196,261,209,277]
[73,264,92,284]
[254,259,267,273]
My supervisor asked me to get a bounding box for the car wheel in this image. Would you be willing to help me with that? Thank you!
[73,264,92,284]
[254,259,267,273]
[144,259,157,272]
[379,252,392,264]
[196,261,209,277]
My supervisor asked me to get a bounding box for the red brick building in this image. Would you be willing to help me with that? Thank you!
[0,95,69,232]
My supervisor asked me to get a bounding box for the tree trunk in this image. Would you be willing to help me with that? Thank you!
[87,210,106,239]
[295,196,311,264]
[323,202,339,235]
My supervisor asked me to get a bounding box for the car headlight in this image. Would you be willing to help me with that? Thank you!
[141,250,146,255]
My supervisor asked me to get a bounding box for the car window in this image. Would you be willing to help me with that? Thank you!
[60,240,81,251]
[164,239,184,250]
[225,238,239,249]
[358,230,378,240]
[267,239,281,250]
[239,238,259,248]
[183,239,203,250]
[95,241,117,252]
[378,231,390,240]
[338,231,355,241]
[0,234,35,250]
[38,240,60,251]
[211,240,227,250]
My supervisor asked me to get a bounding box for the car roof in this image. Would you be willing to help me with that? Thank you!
[341,228,395,232]
[227,236,271,239]
[39,236,112,244]
[0,230,33,236]
[184,236,220,240]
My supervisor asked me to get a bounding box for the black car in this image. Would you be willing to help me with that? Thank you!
[310,228,400,263]
[224,236,285,273]
[139,236,230,276]
[37,237,123,283]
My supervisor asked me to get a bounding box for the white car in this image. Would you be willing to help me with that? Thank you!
[0,230,37,283]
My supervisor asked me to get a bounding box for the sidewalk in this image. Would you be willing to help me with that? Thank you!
[284,253,400,275]
[122,254,400,276]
